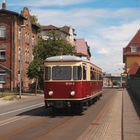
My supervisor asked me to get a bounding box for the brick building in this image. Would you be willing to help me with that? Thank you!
[0,1,39,91]
[123,30,140,76]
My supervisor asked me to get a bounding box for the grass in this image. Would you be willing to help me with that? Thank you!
[0,93,18,101]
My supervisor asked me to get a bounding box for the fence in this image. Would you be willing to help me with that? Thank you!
[127,77,140,102]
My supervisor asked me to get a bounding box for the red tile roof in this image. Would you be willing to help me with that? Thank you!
[123,30,140,62]
[128,62,140,75]
[41,25,58,30]
[75,39,89,57]
[123,30,140,55]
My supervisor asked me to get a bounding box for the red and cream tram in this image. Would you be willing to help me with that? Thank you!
[44,55,103,112]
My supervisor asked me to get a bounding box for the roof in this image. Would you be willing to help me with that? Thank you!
[0,9,26,20]
[123,30,140,62]
[123,30,140,55]
[128,62,140,75]
[45,55,89,62]
[60,26,70,35]
[75,39,89,57]
[45,55,102,71]
[130,30,140,44]
[41,25,58,30]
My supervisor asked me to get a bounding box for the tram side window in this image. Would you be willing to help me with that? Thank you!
[83,65,87,80]
[52,66,72,80]
[73,66,82,80]
[45,67,51,80]
[96,73,99,80]
[94,71,98,80]
[90,69,95,80]
[99,73,103,80]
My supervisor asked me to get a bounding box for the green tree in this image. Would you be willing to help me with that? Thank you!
[30,15,41,27]
[27,31,75,93]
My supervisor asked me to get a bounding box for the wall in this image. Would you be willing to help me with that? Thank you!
[126,56,140,72]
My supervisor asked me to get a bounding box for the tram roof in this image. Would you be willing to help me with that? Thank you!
[45,55,102,71]
[45,55,90,62]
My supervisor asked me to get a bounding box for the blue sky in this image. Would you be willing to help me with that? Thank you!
[3,0,140,73]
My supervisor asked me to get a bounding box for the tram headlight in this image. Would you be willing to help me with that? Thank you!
[70,91,75,96]
[48,91,53,96]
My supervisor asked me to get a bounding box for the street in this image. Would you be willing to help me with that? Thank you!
[0,89,120,140]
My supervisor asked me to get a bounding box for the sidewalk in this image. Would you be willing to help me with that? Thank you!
[77,89,140,140]
[123,89,140,140]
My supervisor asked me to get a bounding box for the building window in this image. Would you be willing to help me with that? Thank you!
[0,26,6,38]
[18,30,21,46]
[131,45,137,52]
[25,47,30,63]
[0,73,6,83]
[0,49,6,60]
[32,36,35,46]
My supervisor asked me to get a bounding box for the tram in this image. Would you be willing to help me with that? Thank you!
[44,55,103,112]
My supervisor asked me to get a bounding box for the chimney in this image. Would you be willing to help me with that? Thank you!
[2,0,6,10]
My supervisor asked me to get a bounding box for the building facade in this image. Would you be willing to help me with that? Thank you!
[0,2,39,91]
[41,25,76,46]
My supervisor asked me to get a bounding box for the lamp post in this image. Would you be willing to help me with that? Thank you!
[19,25,25,99]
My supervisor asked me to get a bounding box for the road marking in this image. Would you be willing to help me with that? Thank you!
[0,103,44,116]
[0,116,28,127]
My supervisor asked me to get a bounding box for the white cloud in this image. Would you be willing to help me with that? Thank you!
[97,48,110,55]
[9,0,94,7]
[29,7,140,73]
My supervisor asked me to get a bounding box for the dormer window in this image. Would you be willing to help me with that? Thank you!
[131,45,137,52]
[0,26,6,38]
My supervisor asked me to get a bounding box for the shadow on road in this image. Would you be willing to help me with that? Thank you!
[127,89,140,118]
[17,106,84,118]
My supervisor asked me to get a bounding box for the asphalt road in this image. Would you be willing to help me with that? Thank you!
[0,89,119,140]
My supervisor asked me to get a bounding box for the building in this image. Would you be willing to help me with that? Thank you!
[41,25,76,46]
[0,1,39,91]
[123,30,140,76]
[74,39,91,60]
[103,73,121,87]
[41,25,91,59]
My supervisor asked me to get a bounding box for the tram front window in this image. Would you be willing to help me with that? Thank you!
[45,67,51,80]
[52,66,72,80]
[73,66,82,80]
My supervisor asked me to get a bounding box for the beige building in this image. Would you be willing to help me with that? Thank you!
[41,25,76,46]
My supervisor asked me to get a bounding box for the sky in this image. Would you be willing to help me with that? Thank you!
[3,0,140,73]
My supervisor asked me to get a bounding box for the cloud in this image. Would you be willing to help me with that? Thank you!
[8,0,94,7]
[87,19,140,72]
[30,7,140,73]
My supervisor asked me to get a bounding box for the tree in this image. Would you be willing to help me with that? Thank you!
[27,31,75,93]
[30,15,41,27]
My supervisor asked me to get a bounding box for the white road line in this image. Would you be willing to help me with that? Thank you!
[0,116,28,127]
[0,103,44,116]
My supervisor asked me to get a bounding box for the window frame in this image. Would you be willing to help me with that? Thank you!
[0,26,6,38]
[0,73,6,83]
[0,49,6,60]
[131,45,137,52]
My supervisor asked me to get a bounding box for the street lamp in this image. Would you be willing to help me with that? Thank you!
[19,24,25,99]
